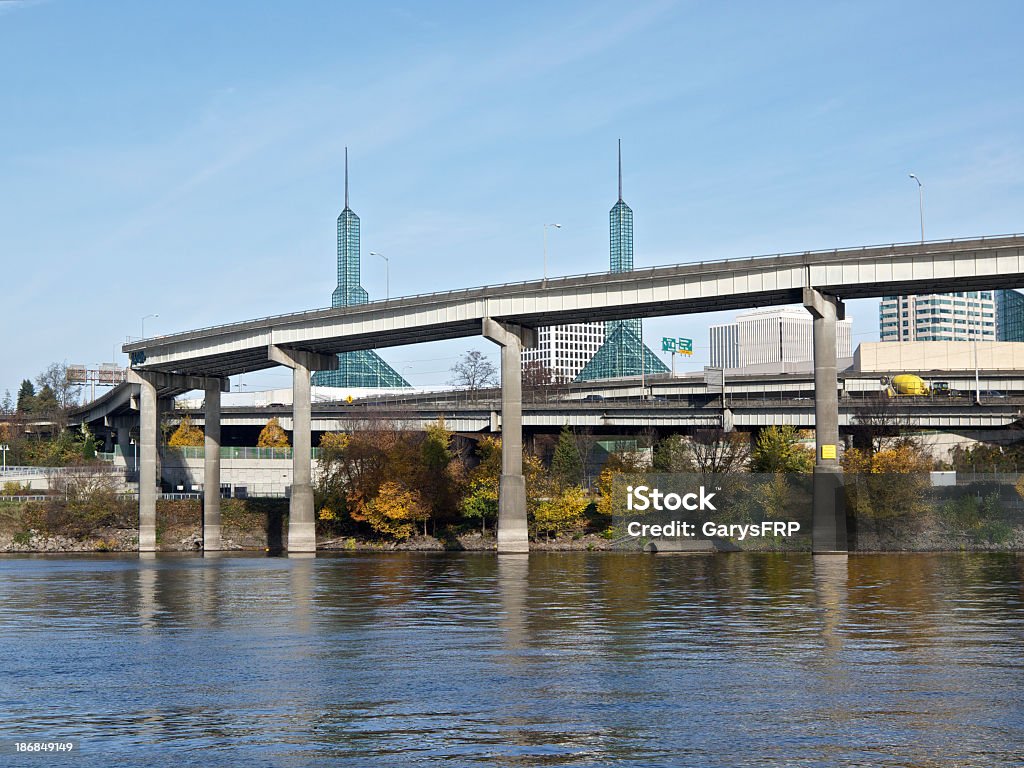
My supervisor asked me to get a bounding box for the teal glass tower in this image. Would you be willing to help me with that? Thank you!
[313,149,410,388]
[576,141,668,381]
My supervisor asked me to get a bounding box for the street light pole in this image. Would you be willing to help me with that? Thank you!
[141,313,159,339]
[543,223,562,282]
[908,174,924,242]
[370,252,389,300]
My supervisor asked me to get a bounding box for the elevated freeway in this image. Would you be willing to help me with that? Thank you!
[116,234,1024,554]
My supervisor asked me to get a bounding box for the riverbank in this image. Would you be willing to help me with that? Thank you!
[3,499,1023,553]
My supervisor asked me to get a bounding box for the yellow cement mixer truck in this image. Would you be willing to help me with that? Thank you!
[883,374,930,397]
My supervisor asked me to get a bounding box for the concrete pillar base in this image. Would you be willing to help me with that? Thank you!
[203,524,222,552]
[497,474,529,553]
[812,465,847,553]
[139,525,157,552]
[287,488,317,553]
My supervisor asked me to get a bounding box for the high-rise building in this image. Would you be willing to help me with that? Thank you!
[312,149,410,389]
[878,292,996,342]
[709,307,852,370]
[996,289,1024,341]
[575,142,669,382]
[521,324,606,383]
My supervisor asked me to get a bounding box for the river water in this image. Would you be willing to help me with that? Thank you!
[1,552,1022,767]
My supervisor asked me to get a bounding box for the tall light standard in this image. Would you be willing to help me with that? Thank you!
[1,443,8,473]
[543,224,562,282]
[370,251,389,300]
[141,313,159,339]
[908,174,924,242]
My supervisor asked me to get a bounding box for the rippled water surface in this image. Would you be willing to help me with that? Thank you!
[1,552,1022,766]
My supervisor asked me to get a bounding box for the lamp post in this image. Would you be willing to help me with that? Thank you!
[1,443,8,473]
[908,174,924,242]
[141,313,159,339]
[370,252,389,300]
[543,224,562,282]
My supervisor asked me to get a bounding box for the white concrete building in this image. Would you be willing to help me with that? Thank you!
[879,292,996,342]
[710,307,852,370]
[521,323,605,383]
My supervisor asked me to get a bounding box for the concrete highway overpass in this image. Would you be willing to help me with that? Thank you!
[115,233,1024,554]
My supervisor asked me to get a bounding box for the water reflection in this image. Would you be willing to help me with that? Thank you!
[0,552,1021,766]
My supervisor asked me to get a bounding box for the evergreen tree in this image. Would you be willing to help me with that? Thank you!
[550,424,583,487]
[0,390,12,415]
[16,380,36,413]
[34,384,59,414]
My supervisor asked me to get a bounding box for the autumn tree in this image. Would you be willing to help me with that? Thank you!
[362,481,429,539]
[688,429,749,474]
[449,350,498,391]
[751,425,814,473]
[257,417,290,448]
[35,362,81,411]
[168,415,205,447]
[315,424,417,529]
[416,419,465,530]
[523,361,555,387]
[841,444,933,524]
[596,450,651,518]
[533,486,589,540]
[460,436,501,533]
[850,395,916,455]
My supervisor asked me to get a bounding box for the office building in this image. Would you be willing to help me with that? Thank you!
[709,307,852,370]
[521,324,606,383]
[878,292,996,342]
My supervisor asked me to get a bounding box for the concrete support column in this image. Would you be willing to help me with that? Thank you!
[137,375,158,552]
[116,426,132,470]
[483,318,537,554]
[290,361,315,552]
[803,287,847,553]
[268,345,338,554]
[203,381,223,551]
[128,370,231,553]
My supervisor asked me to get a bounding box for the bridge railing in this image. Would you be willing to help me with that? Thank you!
[129,233,1022,344]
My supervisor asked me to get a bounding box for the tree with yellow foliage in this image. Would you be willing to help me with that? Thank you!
[257,418,290,448]
[533,485,589,540]
[167,415,204,447]
[841,444,933,522]
[363,481,429,539]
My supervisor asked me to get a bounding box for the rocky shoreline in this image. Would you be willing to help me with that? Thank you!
[0,528,619,553]
[3,528,1022,554]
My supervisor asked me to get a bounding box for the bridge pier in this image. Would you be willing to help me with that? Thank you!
[483,318,536,554]
[135,373,159,552]
[803,287,847,553]
[128,371,230,553]
[268,345,338,553]
[203,381,223,551]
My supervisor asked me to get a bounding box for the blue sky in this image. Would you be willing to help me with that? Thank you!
[1,0,1021,398]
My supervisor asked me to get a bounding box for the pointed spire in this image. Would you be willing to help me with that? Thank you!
[344,146,349,210]
[617,138,623,201]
